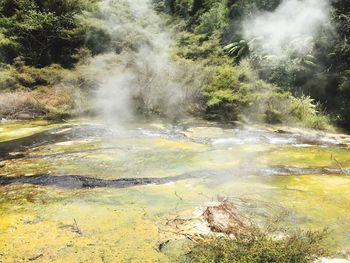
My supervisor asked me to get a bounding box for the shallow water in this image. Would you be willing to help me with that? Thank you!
[1,119,350,262]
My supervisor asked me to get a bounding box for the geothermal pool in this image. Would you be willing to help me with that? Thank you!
[1,119,350,262]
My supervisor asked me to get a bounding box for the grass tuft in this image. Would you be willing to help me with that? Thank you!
[182,229,330,263]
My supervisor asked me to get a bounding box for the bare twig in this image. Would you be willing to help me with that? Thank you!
[28,253,43,261]
[174,191,183,201]
[73,218,82,235]
[331,154,346,174]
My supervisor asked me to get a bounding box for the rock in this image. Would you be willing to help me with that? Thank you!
[16,113,33,120]
[203,201,249,236]
[276,129,290,134]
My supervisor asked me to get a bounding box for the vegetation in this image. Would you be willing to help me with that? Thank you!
[178,200,331,263]
[0,0,106,67]
[0,0,105,119]
[0,0,348,131]
[0,1,349,260]
[183,229,329,263]
[163,0,339,129]
[159,0,350,130]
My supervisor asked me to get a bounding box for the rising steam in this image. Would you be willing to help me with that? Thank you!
[87,0,192,125]
[243,0,331,57]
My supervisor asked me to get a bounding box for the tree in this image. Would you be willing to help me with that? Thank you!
[0,0,103,67]
[190,0,204,16]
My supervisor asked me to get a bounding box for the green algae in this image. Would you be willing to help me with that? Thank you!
[0,182,208,262]
[1,120,350,262]
[1,175,350,262]
[182,126,234,139]
[0,120,63,142]
[262,146,350,168]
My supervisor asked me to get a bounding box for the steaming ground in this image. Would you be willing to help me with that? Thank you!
[84,0,194,126]
[1,119,350,262]
[243,0,331,57]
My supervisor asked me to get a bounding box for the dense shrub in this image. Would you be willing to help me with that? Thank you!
[0,91,48,119]
[0,83,88,120]
[0,63,69,91]
[201,61,331,129]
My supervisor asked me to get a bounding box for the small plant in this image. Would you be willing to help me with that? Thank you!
[290,96,332,130]
[182,228,330,263]
[178,200,330,263]
[224,40,251,62]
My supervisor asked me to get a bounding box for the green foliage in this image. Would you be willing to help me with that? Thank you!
[0,61,93,119]
[227,0,350,129]
[210,0,350,129]
[203,62,265,121]
[261,57,314,90]
[0,62,68,91]
[224,40,251,62]
[195,1,228,35]
[182,229,329,263]
[290,96,331,130]
[202,61,330,129]
[167,0,332,129]
[175,32,232,65]
[0,0,344,130]
[227,0,281,14]
[0,0,107,67]
[156,0,193,17]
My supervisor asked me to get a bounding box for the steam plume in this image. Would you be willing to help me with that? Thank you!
[88,0,190,126]
[243,0,331,57]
